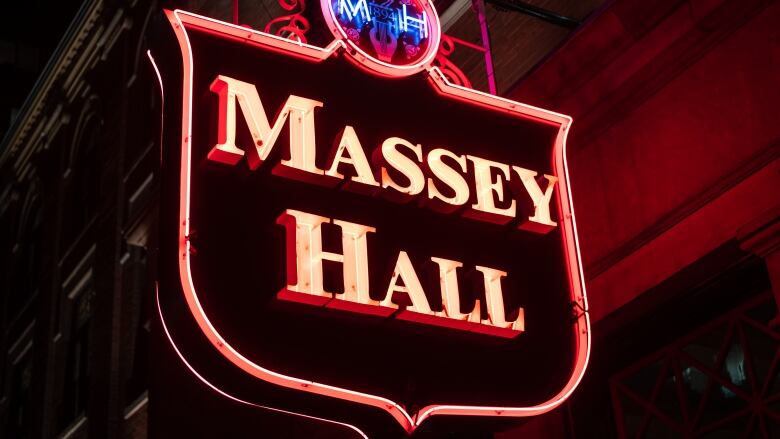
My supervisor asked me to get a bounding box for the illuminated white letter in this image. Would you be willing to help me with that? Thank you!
[476,266,523,331]
[380,251,431,314]
[333,218,377,305]
[380,137,425,197]
[466,155,516,222]
[338,0,370,21]
[427,148,470,210]
[277,210,375,304]
[325,126,379,187]
[400,4,428,38]
[208,75,324,175]
[430,257,480,322]
[512,166,558,233]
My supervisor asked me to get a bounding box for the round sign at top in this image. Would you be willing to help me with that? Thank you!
[321,0,441,76]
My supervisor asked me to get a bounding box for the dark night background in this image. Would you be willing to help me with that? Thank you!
[0,0,778,438]
[0,1,84,139]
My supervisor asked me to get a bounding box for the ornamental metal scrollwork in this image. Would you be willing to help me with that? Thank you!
[265,0,311,43]
[433,34,479,89]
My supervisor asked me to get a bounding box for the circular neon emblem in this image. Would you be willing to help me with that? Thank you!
[321,0,441,76]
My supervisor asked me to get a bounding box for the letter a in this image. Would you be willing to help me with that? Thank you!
[380,251,432,314]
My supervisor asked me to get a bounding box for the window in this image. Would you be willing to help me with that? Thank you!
[63,102,102,246]
[611,294,780,438]
[58,279,94,430]
[6,344,33,439]
[122,244,151,406]
[8,186,43,318]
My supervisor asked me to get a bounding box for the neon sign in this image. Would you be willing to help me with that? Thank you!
[321,0,440,75]
[153,3,589,435]
[206,74,569,336]
[329,0,430,64]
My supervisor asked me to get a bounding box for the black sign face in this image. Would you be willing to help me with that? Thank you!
[154,7,589,437]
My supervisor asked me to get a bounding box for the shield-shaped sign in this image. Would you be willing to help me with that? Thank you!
[153,3,589,436]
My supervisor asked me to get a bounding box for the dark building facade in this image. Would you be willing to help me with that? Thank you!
[0,0,777,438]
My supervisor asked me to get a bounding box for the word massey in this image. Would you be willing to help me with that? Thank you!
[205,75,559,336]
[208,75,559,231]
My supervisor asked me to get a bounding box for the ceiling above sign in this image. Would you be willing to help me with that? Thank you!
[153,4,589,436]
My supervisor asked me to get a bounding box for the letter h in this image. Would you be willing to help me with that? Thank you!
[277,210,375,306]
[399,4,427,39]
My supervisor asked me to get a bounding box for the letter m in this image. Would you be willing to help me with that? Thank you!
[338,0,370,21]
[208,75,324,172]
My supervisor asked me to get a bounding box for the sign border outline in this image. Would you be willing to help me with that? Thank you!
[163,9,591,433]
